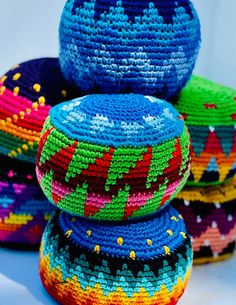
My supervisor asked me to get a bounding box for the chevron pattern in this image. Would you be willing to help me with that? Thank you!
[60,0,200,98]
[39,210,192,305]
[37,119,191,220]
[175,75,236,186]
[0,180,54,247]
[173,196,236,263]
[187,126,236,185]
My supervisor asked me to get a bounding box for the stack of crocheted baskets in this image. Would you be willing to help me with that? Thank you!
[0,58,78,248]
[172,75,236,264]
[36,0,201,304]
[37,94,193,305]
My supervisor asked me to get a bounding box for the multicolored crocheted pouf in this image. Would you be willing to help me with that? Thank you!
[172,178,236,264]
[36,94,191,221]
[59,0,201,98]
[40,205,192,305]
[175,75,236,186]
[0,154,54,249]
[0,58,78,163]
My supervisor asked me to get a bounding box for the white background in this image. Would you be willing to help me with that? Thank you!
[0,1,236,304]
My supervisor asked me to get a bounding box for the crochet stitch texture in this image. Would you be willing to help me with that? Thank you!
[40,206,192,305]
[175,75,236,186]
[172,178,236,264]
[0,58,78,163]
[59,0,201,98]
[0,57,78,247]
[36,94,191,220]
[0,154,54,248]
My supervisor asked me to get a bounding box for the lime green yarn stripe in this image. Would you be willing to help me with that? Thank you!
[39,120,75,165]
[65,142,110,182]
[146,139,176,188]
[41,116,51,135]
[0,130,30,148]
[186,180,223,187]
[171,169,189,201]
[106,147,147,190]
[40,170,54,202]
[58,183,88,215]
[131,184,167,219]
[180,126,190,173]
[176,75,236,126]
[94,186,130,221]
[0,131,38,155]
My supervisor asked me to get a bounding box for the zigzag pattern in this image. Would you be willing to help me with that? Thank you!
[37,119,190,220]
[193,224,236,255]
[60,0,200,98]
[0,180,54,246]
[173,198,236,236]
[175,75,236,185]
[173,197,236,262]
[187,126,236,185]
[40,254,191,305]
[72,0,194,23]
[39,210,192,305]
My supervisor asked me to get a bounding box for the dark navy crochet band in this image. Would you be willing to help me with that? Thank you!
[49,94,184,147]
[3,58,78,105]
[72,0,194,23]
[59,0,201,98]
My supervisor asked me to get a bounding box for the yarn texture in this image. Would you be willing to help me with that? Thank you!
[40,206,192,305]
[172,178,236,264]
[0,154,54,248]
[175,75,236,186]
[0,58,78,163]
[59,0,201,98]
[36,94,191,221]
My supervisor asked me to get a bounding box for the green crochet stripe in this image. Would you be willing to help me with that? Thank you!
[40,170,54,202]
[59,183,88,215]
[131,184,167,219]
[186,180,224,187]
[94,186,130,221]
[38,118,191,221]
[41,116,51,134]
[40,119,78,163]
[176,75,236,126]
[173,168,190,196]
[106,147,147,190]
[146,139,176,188]
[66,142,110,182]
[0,130,37,160]
[179,126,191,173]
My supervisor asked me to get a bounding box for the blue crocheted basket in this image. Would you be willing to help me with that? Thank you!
[59,0,201,98]
[40,205,192,305]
